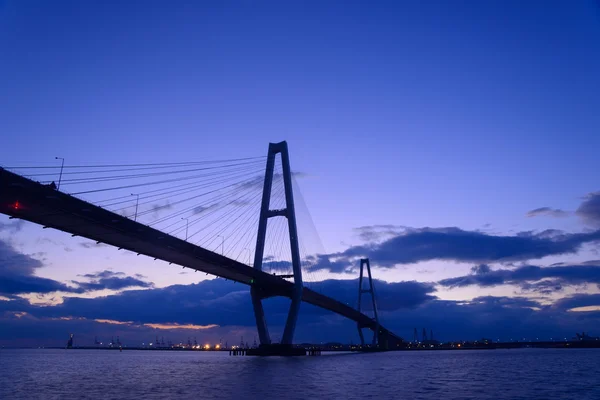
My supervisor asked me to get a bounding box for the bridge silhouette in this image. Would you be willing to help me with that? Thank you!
[0,141,403,355]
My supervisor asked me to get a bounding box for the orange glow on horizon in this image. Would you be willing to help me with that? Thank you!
[144,323,219,330]
[94,319,133,325]
[569,306,600,312]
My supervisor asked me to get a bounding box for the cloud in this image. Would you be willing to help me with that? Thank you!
[79,241,108,249]
[0,278,436,330]
[0,277,439,346]
[353,225,405,242]
[552,294,600,311]
[79,271,125,279]
[149,201,173,217]
[236,174,268,191]
[0,219,24,233]
[310,227,600,271]
[0,275,80,296]
[304,255,356,274]
[193,202,220,215]
[576,192,600,227]
[0,238,153,296]
[519,280,564,295]
[376,293,600,342]
[291,171,308,179]
[3,286,600,346]
[526,207,569,218]
[0,240,42,277]
[72,270,154,292]
[438,263,600,294]
[464,295,543,310]
[236,172,302,192]
[261,260,293,272]
[0,239,80,296]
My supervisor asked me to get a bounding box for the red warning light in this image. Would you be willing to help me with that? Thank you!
[13,201,20,210]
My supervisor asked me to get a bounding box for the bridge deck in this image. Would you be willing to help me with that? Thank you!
[0,168,402,344]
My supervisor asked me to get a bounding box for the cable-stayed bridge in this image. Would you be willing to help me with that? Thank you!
[0,141,403,354]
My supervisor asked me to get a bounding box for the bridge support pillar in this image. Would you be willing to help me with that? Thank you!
[357,258,380,347]
[251,141,303,348]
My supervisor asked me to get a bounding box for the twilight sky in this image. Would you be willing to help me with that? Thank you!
[1,0,600,346]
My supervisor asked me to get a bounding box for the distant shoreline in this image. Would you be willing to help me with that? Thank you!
[3,340,600,352]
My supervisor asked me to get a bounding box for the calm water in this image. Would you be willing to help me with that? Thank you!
[1,348,599,399]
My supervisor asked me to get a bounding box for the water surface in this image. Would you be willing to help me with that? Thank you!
[1,348,598,399]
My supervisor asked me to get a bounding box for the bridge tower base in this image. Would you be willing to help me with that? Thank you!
[250,141,304,354]
[357,258,381,348]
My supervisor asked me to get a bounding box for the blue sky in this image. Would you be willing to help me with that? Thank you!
[1,0,600,346]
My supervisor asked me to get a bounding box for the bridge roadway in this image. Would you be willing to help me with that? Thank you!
[0,168,403,347]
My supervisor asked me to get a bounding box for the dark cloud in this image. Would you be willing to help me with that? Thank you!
[0,219,24,233]
[236,172,307,192]
[3,284,600,346]
[438,263,600,294]
[520,280,564,295]
[260,256,354,275]
[576,191,600,227]
[291,171,307,178]
[0,239,80,296]
[261,260,292,272]
[0,277,434,346]
[526,207,569,218]
[552,294,600,311]
[193,203,220,215]
[0,274,81,296]
[353,225,405,242]
[79,241,108,249]
[230,199,251,207]
[79,270,125,279]
[305,254,356,274]
[310,227,600,272]
[0,278,436,333]
[73,270,154,292]
[377,294,600,343]
[468,295,542,309]
[149,201,173,217]
[0,239,152,296]
[312,279,437,311]
[236,174,269,191]
[0,240,42,277]
[75,277,153,292]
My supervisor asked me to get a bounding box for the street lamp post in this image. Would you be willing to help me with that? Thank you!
[182,217,189,240]
[55,157,65,190]
[131,193,140,221]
